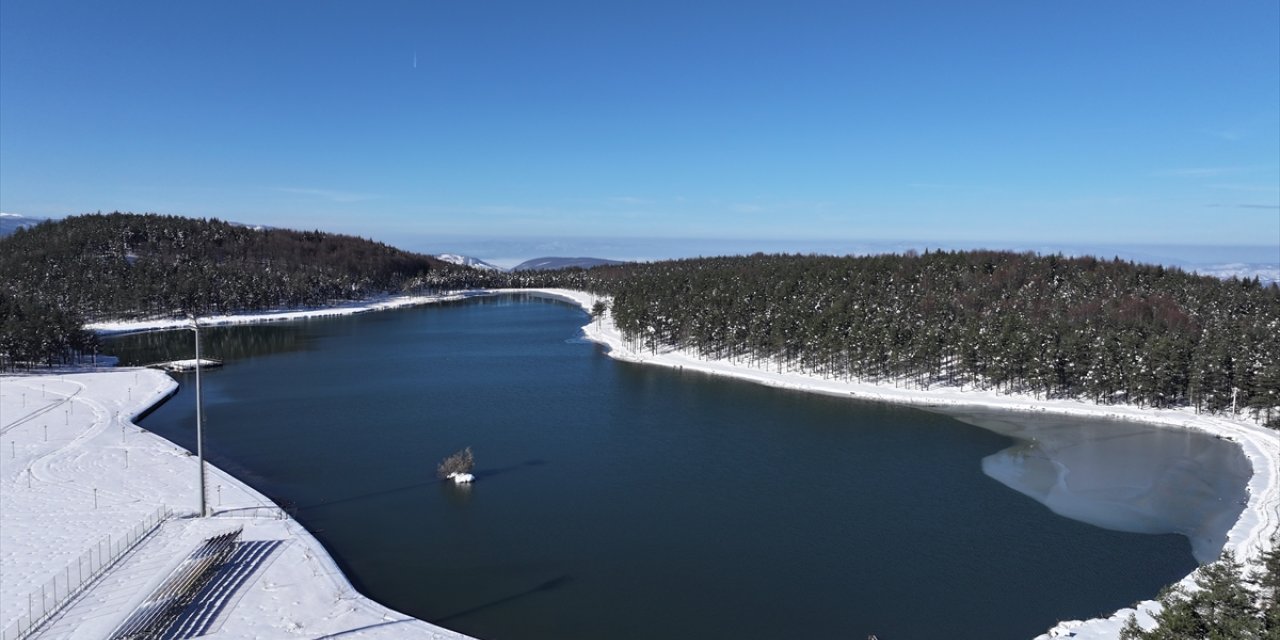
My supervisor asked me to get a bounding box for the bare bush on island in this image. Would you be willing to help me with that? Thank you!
[437,447,475,484]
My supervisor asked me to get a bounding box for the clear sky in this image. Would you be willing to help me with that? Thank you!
[2,1,1277,261]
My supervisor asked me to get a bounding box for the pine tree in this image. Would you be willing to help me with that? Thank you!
[1121,551,1266,639]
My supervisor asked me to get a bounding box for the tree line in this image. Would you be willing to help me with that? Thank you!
[4,214,1277,430]
[0,212,458,319]
[435,251,1280,427]
[0,212,460,369]
[1121,547,1279,638]
[0,294,100,369]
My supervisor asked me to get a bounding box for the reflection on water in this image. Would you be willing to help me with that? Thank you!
[105,323,317,366]
[946,409,1250,563]
[104,296,553,367]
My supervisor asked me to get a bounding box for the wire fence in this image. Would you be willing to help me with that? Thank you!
[212,505,289,520]
[1,506,172,640]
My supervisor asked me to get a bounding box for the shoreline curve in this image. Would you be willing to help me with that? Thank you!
[78,287,1279,639]
[508,288,1279,639]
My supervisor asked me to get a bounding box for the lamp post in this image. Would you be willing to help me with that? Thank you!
[191,314,208,517]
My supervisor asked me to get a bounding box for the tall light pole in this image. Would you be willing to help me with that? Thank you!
[191,314,208,517]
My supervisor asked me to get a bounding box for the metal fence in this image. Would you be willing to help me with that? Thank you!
[1,506,172,640]
[212,505,288,520]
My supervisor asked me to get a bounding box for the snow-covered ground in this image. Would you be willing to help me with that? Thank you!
[0,370,474,639]
[9,287,1276,639]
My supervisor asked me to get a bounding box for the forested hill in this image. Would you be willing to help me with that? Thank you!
[0,212,455,320]
[4,215,1278,427]
[492,252,1280,425]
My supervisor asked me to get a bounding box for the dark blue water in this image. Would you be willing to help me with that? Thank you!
[110,296,1220,640]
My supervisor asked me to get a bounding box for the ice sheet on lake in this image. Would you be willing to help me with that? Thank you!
[950,410,1251,563]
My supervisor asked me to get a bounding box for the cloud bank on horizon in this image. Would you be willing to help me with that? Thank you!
[0,1,1276,250]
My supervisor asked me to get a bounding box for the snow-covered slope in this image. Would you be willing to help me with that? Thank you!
[511,256,624,271]
[436,254,507,271]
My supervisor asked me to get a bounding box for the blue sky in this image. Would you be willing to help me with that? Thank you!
[1,1,1277,263]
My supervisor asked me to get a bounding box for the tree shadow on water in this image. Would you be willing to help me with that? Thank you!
[311,618,425,639]
[433,575,573,625]
[470,458,547,480]
[294,480,443,511]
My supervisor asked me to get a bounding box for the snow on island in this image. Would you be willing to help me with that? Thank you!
[10,286,1274,640]
[149,358,222,372]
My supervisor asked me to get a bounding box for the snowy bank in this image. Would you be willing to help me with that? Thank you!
[0,370,474,639]
[85,291,485,335]
[500,288,1279,640]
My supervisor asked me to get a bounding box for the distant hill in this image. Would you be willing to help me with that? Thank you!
[1190,263,1280,286]
[0,212,459,320]
[0,213,47,237]
[436,254,507,271]
[512,256,625,271]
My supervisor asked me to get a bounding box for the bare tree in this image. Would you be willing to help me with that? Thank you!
[437,447,475,479]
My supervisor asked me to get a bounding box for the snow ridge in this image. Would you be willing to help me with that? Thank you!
[435,254,506,271]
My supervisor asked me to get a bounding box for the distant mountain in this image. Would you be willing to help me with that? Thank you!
[1187,263,1279,286]
[436,254,507,271]
[0,213,47,237]
[512,256,625,271]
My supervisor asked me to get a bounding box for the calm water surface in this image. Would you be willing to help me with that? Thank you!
[109,296,1246,640]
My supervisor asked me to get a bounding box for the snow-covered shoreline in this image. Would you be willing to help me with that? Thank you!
[85,291,487,335]
[0,370,473,639]
[508,288,1279,639]
[49,287,1280,638]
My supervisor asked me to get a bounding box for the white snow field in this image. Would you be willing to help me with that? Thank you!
[0,370,474,640]
[6,287,1276,639]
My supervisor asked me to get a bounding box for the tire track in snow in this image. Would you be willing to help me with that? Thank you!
[0,380,84,435]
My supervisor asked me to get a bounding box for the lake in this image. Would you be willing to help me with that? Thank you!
[106,295,1250,640]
